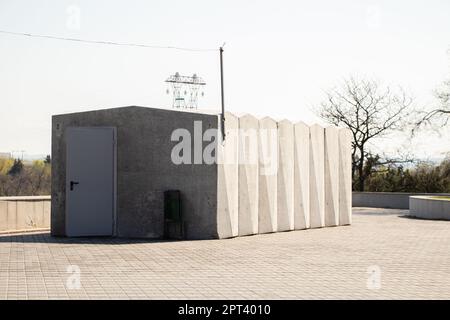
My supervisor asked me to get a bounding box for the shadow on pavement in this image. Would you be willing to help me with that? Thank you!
[398,215,450,222]
[0,231,182,245]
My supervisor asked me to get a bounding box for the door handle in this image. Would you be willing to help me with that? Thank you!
[70,181,79,191]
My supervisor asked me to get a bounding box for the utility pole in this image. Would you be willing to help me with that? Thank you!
[220,45,226,141]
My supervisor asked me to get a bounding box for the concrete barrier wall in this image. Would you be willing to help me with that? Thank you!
[0,196,51,233]
[258,117,278,233]
[324,127,339,226]
[309,124,325,228]
[217,112,239,238]
[294,122,310,229]
[410,196,450,220]
[277,120,295,231]
[353,192,450,209]
[238,114,259,236]
[339,129,352,225]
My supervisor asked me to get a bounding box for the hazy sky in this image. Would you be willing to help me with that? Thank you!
[0,0,449,158]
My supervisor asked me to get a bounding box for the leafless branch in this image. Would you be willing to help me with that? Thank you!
[315,76,414,191]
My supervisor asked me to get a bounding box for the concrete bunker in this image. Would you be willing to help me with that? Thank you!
[51,106,352,240]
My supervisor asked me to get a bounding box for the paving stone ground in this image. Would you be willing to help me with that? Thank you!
[0,207,449,300]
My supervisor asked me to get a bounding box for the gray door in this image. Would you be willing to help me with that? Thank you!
[66,127,115,236]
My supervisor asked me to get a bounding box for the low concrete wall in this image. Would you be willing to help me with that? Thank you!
[352,192,450,209]
[410,196,450,220]
[0,196,51,233]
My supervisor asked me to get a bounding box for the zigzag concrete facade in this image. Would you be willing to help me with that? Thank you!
[217,112,352,238]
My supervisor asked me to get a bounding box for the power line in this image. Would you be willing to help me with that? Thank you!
[1,29,226,140]
[0,30,218,52]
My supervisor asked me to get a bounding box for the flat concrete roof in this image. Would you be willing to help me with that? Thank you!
[52,105,221,118]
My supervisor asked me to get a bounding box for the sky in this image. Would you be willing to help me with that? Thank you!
[0,0,449,159]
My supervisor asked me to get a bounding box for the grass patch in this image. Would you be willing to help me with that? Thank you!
[428,196,450,201]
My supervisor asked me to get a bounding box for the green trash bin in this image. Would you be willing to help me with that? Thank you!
[164,190,184,239]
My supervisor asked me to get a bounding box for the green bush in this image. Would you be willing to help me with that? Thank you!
[0,156,51,196]
[364,158,450,193]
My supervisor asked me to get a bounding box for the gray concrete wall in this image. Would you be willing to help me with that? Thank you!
[0,196,50,232]
[352,192,450,209]
[52,106,218,239]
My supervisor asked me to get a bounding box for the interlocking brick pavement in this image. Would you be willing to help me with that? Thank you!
[0,207,449,299]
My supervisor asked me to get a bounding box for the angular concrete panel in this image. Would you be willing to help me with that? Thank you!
[217,112,239,238]
[339,128,352,225]
[294,122,310,229]
[325,126,339,226]
[309,124,325,228]
[277,120,294,231]
[238,114,259,236]
[258,117,278,233]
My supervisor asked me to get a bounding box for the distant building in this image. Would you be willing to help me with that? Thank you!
[0,152,11,159]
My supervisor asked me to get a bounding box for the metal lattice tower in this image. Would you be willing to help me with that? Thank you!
[165,72,206,109]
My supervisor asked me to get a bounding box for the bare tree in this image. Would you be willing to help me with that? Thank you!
[316,76,414,191]
[415,79,450,129]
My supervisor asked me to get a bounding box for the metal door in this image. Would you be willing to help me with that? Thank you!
[66,127,115,236]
